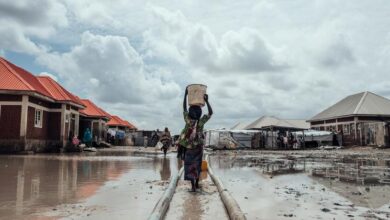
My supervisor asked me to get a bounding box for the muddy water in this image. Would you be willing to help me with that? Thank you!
[0,148,178,220]
[210,154,390,220]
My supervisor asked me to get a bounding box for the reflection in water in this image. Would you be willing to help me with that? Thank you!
[0,151,176,219]
[312,161,390,185]
[213,155,390,185]
[210,154,390,209]
[15,170,24,216]
[160,158,171,181]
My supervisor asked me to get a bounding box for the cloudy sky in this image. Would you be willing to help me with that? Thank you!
[1,0,390,133]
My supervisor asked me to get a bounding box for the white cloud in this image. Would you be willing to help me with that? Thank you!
[0,0,68,54]
[2,0,390,132]
[37,31,181,131]
[143,5,285,75]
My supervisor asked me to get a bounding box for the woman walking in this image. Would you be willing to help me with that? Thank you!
[179,87,213,192]
[160,127,172,157]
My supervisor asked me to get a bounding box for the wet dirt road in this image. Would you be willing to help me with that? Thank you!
[210,151,390,220]
[0,147,179,220]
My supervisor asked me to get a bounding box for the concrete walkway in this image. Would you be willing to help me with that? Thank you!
[165,172,228,220]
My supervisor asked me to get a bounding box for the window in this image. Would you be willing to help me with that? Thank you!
[34,109,43,128]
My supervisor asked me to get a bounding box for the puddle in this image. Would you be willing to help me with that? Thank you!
[0,148,178,220]
[210,152,390,220]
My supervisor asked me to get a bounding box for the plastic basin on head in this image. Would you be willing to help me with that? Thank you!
[187,84,207,106]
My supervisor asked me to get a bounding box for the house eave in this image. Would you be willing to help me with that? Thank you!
[0,89,55,102]
[307,114,390,123]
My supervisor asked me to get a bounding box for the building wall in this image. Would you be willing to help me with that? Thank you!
[0,94,23,152]
[26,106,48,139]
[24,105,63,152]
[0,93,82,153]
[311,116,389,147]
[0,105,21,139]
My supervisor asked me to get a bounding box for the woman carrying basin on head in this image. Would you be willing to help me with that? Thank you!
[179,84,213,192]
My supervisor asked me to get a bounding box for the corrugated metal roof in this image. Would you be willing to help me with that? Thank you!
[107,115,126,127]
[37,76,84,106]
[309,91,390,121]
[245,116,309,130]
[79,99,110,119]
[107,115,137,129]
[231,122,249,130]
[0,57,83,107]
[0,57,52,98]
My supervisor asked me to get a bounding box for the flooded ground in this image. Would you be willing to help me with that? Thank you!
[2,147,390,220]
[0,147,179,220]
[210,149,390,220]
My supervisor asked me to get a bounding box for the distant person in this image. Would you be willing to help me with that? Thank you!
[144,136,148,148]
[72,135,80,150]
[83,128,92,147]
[179,87,213,192]
[332,131,339,146]
[288,133,294,149]
[151,130,159,147]
[160,127,172,156]
[283,135,288,149]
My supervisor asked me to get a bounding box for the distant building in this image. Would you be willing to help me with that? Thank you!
[245,116,310,149]
[245,116,310,131]
[79,99,111,146]
[230,122,249,130]
[107,115,137,132]
[0,57,84,153]
[106,115,137,146]
[308,91,390,147]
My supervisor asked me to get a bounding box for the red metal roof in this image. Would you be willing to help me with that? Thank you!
[36,76,84,106]
[107,115,137,129]
[107,115,124,126]
[0,57,52,98]
[79,99,110,119]
[0,57,84,107]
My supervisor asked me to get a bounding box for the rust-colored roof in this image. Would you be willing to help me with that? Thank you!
[107,115,124,127]
[79,99,110,119]
[0,57,84,107]
[0,57,52,98]
[107,115,137,129]
[36,76,84,107]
